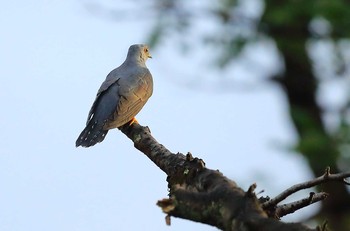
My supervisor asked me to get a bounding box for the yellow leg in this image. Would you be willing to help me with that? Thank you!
[129,117,138,125]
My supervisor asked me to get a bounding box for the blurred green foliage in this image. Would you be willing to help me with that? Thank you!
[144,0,350,230]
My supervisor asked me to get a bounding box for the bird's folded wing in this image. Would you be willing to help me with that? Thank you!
[86,76,121,125]
[104,72,153,129]
[86,82,120,125]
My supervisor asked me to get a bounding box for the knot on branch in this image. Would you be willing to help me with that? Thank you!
[167,152,206,190]
[246,183,257,198]
[323,166,331,178]
[157,198,175,213]
[119,122,149,139]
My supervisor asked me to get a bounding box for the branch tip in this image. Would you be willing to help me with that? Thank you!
[157,198,175,213]
[257,189,265,195]
[165,215,171,226]
[197,158,206,169]
[324,166,331,177]
[144,125,151,133]
[186,152,193,161]
[246,183,257,197]
[308,192,315,202]
[319,192,329,200]
[317,220,328,231]
[343,178,350,185]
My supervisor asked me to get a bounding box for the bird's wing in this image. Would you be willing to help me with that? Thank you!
[104,70,153,129]
[86,69,121,125]
[86,69,153,129]
[86,80,121,126]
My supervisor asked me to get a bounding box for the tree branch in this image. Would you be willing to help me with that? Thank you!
[262,167,350,211]
[275,192,329,219]
[118,122,345,231]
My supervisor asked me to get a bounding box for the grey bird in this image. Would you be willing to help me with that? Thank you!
[76,44,153,147]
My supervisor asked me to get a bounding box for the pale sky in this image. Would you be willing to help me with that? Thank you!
[0,1,319,230]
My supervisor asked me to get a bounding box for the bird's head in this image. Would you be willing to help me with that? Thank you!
[127,44,152,66]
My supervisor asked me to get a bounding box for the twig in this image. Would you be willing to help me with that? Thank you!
[275,192,329,219]
[317,221,328,231]
[262,167,350,209]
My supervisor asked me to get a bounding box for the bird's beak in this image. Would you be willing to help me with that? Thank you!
[148,54,152,59]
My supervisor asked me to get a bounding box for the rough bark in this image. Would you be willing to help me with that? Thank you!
[118,122,330,231]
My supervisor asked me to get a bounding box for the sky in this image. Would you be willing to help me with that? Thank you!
[0,0,321,230]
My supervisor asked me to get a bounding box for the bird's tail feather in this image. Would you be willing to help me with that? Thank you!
[76,121,108,147]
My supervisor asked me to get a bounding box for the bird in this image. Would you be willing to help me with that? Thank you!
[76,44,153,147]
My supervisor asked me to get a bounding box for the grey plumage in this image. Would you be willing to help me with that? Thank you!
[76,44,153,147]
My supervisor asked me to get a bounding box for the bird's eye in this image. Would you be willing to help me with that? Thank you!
[144,48,148,53]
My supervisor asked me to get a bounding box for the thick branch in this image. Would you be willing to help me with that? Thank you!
[119,123,186,176]
[119,122,321,231]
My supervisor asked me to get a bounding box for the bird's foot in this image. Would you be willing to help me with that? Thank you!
[129,117,138,126]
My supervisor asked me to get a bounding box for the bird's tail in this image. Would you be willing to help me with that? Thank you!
[75,121,108,147]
